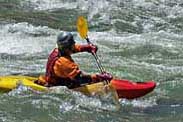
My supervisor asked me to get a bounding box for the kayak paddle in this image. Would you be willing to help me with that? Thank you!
[77,16,106,78]
[76,16,120,105]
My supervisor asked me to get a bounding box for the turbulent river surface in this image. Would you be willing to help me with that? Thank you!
[0,0,183,122]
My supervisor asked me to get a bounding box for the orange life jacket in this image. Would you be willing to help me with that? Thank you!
[45,48,81,87]
[45,48,59,85]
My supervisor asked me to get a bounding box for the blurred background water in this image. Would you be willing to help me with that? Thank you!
[0,0,183,121]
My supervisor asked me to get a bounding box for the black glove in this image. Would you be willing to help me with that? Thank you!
[96,72,113,81]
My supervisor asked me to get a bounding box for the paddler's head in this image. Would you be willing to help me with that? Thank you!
[57,32,76,55]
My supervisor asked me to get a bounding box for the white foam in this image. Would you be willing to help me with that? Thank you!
[120,96,157,108]
[21,0,87,11]
[0,22,57,55]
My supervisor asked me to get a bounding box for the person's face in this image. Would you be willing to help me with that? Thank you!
[64,44,75,55]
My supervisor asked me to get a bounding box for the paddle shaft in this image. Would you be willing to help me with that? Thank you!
[86,37,109,84]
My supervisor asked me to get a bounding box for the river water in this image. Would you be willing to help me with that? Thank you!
[0,0,183,122]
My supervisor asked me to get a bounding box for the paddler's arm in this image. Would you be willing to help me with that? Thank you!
[72,44,97,54]
[74,72,99,85]
[54,58,98,84]
[74,72,113,85]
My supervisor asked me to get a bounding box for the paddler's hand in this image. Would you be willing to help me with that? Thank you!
[96,72,113,81]
[90,44,98,54]
[80,44,98,54]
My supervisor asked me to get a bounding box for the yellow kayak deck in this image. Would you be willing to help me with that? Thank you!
[0,75,47,92]
[0,75,107,95]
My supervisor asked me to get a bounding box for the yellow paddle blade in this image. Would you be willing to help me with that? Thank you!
[74,82,120,111]
[77,16,88,39]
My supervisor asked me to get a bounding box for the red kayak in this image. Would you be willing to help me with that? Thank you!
[0,76,156,99]
[111,79,156,99]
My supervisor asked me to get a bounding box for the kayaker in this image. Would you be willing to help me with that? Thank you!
[36,32,113,88]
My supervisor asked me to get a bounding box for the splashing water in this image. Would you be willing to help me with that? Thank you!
[0,0,183,121]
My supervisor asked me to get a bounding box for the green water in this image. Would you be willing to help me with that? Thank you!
[0,0,183,121]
